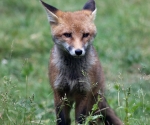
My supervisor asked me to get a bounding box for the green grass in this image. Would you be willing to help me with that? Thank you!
[0,0,150,124]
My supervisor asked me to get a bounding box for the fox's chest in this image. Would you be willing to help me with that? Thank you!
[50,46,97,92]
[53,61,91,92]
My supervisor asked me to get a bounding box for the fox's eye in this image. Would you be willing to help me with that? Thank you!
[83,33,89,38]
[63,33,72,38]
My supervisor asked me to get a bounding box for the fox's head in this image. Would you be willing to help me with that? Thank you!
[41,0,97,57]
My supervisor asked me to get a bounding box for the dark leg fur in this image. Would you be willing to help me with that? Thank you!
[56,109,67,125]
[56,102,73,125]
[76,106,87,124]
[54,91,73,125]
[75,94,88,124]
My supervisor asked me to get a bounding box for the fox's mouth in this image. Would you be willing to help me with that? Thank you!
[57,41,86,57]
[67,47,86,57]
[69,50,85,57]
[66,49,84,58]
[73,55,84,58]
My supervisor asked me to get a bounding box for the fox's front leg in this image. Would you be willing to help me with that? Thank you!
[54,91,73,125]
[75,93,88,124]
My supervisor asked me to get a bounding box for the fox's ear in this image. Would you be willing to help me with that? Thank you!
[83,0,96,11]
[40,0,58,23]
[83,0,97,20]
[91,8,97,20]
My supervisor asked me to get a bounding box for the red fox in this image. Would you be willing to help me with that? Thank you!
[40,0,123,124]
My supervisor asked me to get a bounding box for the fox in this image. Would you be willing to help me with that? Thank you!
[40,0,123,125]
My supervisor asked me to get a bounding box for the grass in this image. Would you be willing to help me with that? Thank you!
[0,0,150,124]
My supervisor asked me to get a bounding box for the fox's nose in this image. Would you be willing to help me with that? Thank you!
[75,49,82,56]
